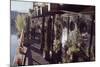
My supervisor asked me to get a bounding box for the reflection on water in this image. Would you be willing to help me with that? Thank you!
[10,34,18,65]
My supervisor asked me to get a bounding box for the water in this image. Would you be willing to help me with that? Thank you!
[10,34,18,65]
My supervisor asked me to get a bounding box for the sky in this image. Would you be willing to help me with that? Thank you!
[11,1,33,13]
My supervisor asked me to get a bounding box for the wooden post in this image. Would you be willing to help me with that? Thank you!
[41,16,45,53]
[89,15,95,61]
[23,16,31,65]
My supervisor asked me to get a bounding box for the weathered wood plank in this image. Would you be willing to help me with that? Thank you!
[31,50,49,64]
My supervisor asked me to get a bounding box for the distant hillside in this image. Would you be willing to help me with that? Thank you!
[11,11,28,34]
